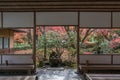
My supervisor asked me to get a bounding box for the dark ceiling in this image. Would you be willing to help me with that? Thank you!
[0,0,120,2]
[0,0,120,11]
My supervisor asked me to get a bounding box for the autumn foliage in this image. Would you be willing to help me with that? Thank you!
[14,27,120,54]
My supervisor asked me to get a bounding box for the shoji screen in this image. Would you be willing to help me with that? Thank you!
[113,12,120,28]
[79,12,111,28]
[3,12,34,28]
[36,12,78,25]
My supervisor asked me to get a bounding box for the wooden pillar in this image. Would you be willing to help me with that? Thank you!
[43,26,47,61]
[33,12,36,73]
[76,12,80,73]
[76,25,80,73]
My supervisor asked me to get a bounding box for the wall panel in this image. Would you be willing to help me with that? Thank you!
[36,12,78,25]
[113,12,120,28]
[80,12,111,28]
[3,12,34,28]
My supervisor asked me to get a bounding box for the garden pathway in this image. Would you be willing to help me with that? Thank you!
[37,68,85,80]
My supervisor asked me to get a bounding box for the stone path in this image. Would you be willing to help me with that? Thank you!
[37,68,84,80]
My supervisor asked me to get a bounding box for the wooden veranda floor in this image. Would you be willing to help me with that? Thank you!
[88,74,120,80]
[0,68,88,80]
[0,76,36,80]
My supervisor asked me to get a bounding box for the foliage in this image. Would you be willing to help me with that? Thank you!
[37,31,67,60]
[100,40,112,53]
[36,27,78,67]
[15,28,120,67]
[49,51,62,67]
[115,30,120,36]
[14,43,31,50]
[14,29,33,48]
[110,38,120,50]
[114,49,120,53]
[36,61,44,67]
[62,60,76,68]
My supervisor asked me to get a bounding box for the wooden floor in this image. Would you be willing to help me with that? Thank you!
[0,68,88,80]
[0,76,35,80]
[88,74,120,80]
[36,68,86,80]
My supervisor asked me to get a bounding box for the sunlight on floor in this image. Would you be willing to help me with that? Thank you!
[37,68,83,80]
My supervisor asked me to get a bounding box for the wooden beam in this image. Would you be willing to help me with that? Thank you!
[76,12,80,73]
[0,1,120,11]
[33,12,36,73]
[0,0,120,2]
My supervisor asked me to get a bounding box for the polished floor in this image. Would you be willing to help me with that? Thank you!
[0,68,86,80]
[88,74,120,80]
[0,76,35,80]
[37,68,85,80]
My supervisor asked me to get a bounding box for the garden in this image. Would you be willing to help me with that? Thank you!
[13,27,120,67]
